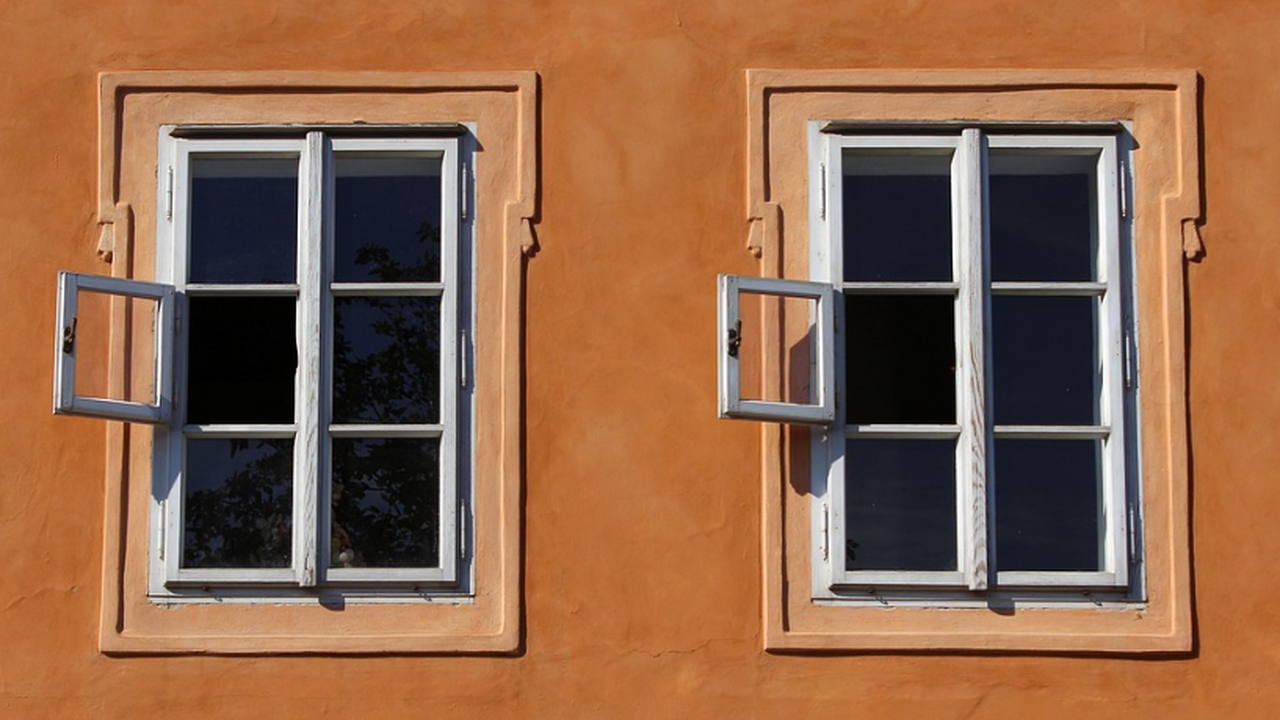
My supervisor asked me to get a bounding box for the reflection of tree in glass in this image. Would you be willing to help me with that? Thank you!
[330,220,443,568]
[332,439,440,568]
[184,439,292,569]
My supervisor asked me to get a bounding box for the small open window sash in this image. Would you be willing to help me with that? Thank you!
[718,274,835,425]
[54,271,175,424]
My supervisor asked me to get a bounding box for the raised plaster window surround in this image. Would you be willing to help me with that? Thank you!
[56,71,536,654]
[736,69,1200,653]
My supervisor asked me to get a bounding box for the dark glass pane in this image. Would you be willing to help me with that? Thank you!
[847,294,955,424]
[989,153,1096,282]
[331,438,441,568]
[333,297,441,424]
[995,439,1101,572]
[845,439,956,571]
[189,156,298,283]
[183,438,293,569]
[843,152,952,282]
[186,296,297,424]
[334,155,443,283]
[992,296,1099,425]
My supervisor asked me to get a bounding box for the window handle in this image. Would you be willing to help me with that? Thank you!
[62,317,77,354]
[727,320,742,357]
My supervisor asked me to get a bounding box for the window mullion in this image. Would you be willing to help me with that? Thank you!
[293,131,325,588]
[957,128,989,591]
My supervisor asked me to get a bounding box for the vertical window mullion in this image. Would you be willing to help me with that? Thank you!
[293,132,325,587]
[438,139,461,571]
[957,128,989,591]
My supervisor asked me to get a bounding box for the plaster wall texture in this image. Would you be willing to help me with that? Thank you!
[0,0,1277,717]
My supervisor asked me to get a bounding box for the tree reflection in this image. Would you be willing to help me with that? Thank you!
[184,438,292,569]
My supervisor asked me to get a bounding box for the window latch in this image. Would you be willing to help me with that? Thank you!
[61,317,77,354]
[727,320,742,357]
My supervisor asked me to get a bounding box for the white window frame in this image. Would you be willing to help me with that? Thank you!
[53,271,175,424]
[717,274,836,425]
[58,127,472,598]
[796,126,1136,600]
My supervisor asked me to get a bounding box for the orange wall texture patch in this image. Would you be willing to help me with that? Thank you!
[1,1,1278,718]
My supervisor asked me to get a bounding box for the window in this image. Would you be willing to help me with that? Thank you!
[739,69,1198,652]
[62,128,472,596]
[63,71,534,652]
[723,127,1134,599]
[812,128,1133,598]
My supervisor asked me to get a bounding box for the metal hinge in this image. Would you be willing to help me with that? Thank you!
[1124,329,1135,389]
[1119,158,1129,219]
[460,329,469,388]
[459,498,469,560]
[1127,504,1138,561]
[461,160,469,220]
[165,166,174,221]
[821,502,830,561]
[819,162,827,221]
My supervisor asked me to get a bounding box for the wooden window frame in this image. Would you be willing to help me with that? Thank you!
[810,129,1135,599]
[144,131,468,595]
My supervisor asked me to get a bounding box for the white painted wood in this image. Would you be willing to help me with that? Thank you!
[184,283,299,295]
[992,425,1111,439]
[989,281,1106,296]
[53,271,175,424]
[717,274,836,425]
[329,282,444,296]
[183,424,296,437]
[958,128,989,591]
[841,281,960,294]
[294,131,324,588]
[846,424,961,438]
[328,423,444,438]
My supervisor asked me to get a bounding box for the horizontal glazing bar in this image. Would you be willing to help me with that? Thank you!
[184,424,297,437]
[990,282,1106,296]
[841,282,960,294]
[329,424,444,438]
[184,284,300,296]
[846,424,962,438]
[330,282,445,296]
[993,425,1110,439]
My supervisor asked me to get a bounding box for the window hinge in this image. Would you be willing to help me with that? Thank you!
[821,502,829,561]
[165,166,174,222]
[459,497,469,560]
[158,500,166,561]
[1119,158,1130,219]
[460,329,469,388]
[819,162,827,221]
[1124,329,1135,389]
[460,160,469,220]
[1127,504,1138,561]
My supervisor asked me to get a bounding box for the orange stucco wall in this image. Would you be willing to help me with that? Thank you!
[1,1,1278,717]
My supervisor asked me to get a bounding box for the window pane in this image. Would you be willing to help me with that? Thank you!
[186,296,297,425]
[183,438,293,569]
[333,296,441,424]
[845,439,956,571]
[189,156,298,284]
[992,296,1099,425]
[989,153,1096,282]
[334,154,443,283]
[843,152,952,282]
[994,439,1102,572]
[847,294,955,424]
[331,438,441,568]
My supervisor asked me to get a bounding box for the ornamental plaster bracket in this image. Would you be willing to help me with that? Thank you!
[744,69,1205,265]
[94,71,541,266]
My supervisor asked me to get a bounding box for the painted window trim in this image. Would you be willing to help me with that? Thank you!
[746,69,1200,653]
[89,71,535,654]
